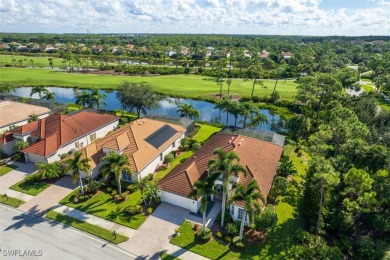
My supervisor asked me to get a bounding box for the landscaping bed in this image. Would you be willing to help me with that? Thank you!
[9,179,50,196]
[0,165,18,177]
[45,211,129,244]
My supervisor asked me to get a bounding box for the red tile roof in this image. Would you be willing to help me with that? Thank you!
[158,133,283,199]
[1,111,118,157]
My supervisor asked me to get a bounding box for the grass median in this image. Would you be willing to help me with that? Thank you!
[0,195,24,207]
[45,211,129,244]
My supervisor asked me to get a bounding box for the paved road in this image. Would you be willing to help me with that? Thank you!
[0,205,137,260]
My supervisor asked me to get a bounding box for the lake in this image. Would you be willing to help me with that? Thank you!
[13,87,281,131]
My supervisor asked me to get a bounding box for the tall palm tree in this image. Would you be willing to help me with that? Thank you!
[89,89,107,109]
[249,111,268,129]
[228,101,242,127]
[188,173,220,235]
[64,151,91,195]
[239,101,256,128]
[136,177,149,205]
[226,78,232,94]
[208,148,247,227]
[227,179,265,241]
[43,91,56,109]
[177,103,200,120]
[0,81,15,94]
[75,90,91,109]
[30,85,48,99]
[221,95,233,125]
[99,151,131,194]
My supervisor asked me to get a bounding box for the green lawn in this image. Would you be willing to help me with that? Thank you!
[193,124,221,143]
[0,165,18,177]
[9,179,50,196]
[0,67,298,101]
[155,151,193,181]
[0,54,63,68]
[0,195,24,207]
[170,151,308,259]
[45,211,129,244]
[160,252,181,260]
[361,84,375,92]
[59,189,146,229]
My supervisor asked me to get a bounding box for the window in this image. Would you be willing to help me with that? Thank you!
[160,153,163,161]
[75,141,80,148]
[172,141,175,148]
[90,133,97,142]
[237,208,248,221]
[230,205,234,215]
[122,170,132,181]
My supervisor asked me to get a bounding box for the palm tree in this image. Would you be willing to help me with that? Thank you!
[75,90,91,109]
[48,58,54,69]
[28,113,39,123]
[228,101,242,127]
[188,173,220,235]
[227,179,265,241]
[89,89,107,109]
[43,91,56,109]
[249,111,268,129]
[221,95,233,125]
[239,101,256,128]
[99,151,131,194]
[144,181,160,205]
[177,103,200,120]
[208,148,247,227]
[64,151,91,195]
[0,81,15,94]
[136,177,149,205]
[30,85,48,99]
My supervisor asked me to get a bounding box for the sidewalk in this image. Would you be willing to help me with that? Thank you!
[3,189,34,202]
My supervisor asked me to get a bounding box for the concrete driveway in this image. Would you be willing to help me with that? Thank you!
[119,202,219,259]
[18,176,77,216]
[0,162,36,193]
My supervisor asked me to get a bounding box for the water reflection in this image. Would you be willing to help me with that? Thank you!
[13,87,281,130]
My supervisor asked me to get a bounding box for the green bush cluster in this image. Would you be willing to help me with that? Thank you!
[125,205,143,215]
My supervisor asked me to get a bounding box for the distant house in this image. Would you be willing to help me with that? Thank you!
[281,51,293,60]
[0,111,118,163]
[44,45,57,53]
[92,45,102,53]
[0,43,11,51]
[259,50,269,60]
[158,130,284,224]
[17,45,28,52]
[77,115,195,180]
[166,48,177,57]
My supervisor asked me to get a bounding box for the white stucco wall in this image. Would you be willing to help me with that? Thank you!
[229,204,250,226]
[25,153,46,164]
[160,190,200,213]
[0,139,17,156]
[24,120,118,163]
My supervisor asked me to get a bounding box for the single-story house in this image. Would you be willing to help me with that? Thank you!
[281,51,293,60]
[0,111,118,162]
[158,131,284,225]
[78,115,195,181]
[0,99,51,133]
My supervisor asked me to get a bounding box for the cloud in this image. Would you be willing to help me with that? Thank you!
[0,0,389,35]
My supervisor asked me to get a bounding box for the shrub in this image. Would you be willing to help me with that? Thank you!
[283,145,294,159]
[147,173,154,181]
[110,180,118,188]
[121,191,129,199]
[227,223,238,237]
[147,207,153,215]
[234,241,245,249]
[111,189,118,196]
[256,205,278,232]
[59,153,69,159]
[164,153,174,164]
[114,194,122,201]
[120,117,128,124]
[126,183,138,192]
[106,187,112,193]
[125,205,143,215]
[193,223,201,232]
[25,172,42,183]
[232,236,240,243]
[198,231,212,242]
[155,196,161,204]
[191,142,201,151]
[216,231,224,239]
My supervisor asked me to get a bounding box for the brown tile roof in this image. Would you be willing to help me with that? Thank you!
[0,111,118,157]
[158,133,283,199]
[79,118,185,172]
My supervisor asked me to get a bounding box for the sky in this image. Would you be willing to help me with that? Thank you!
[0,0,389,36]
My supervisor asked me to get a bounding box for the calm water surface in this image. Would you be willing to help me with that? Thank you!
[14,87,281,131]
